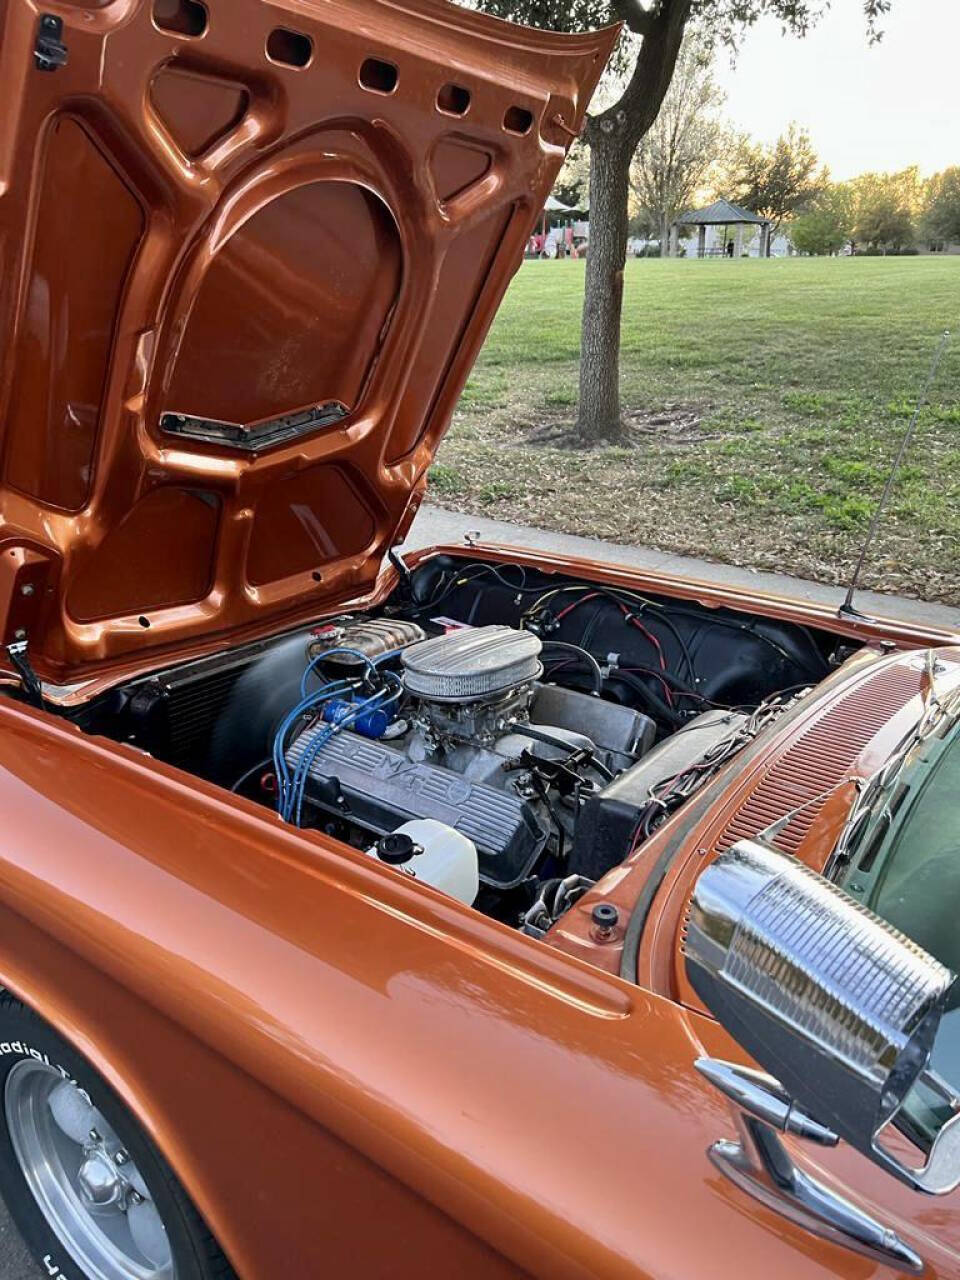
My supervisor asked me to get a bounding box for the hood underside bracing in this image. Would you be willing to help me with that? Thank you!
[0,0,615,683]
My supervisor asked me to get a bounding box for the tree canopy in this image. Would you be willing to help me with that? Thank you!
[474,0,891,47]
[629,32,729,253]
[784,169,960,257]
[924,168,960,246]
[789,184,854,255]
[848,168,922,249]
[552,142,591,209]
[726,124,826,236]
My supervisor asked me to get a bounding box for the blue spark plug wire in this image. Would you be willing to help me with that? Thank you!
[274,649,404,825]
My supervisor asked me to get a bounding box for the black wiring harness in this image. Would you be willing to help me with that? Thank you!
[409,560,827,739]
[410,564,828,704]
[627,694,799,846]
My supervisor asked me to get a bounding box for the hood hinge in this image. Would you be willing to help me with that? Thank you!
[387,547,414,605]
[5,639,43,706]
[1,546,54,702]
[34,15,68,72]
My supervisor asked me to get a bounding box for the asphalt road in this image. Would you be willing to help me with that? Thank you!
[0,1193,37,1279]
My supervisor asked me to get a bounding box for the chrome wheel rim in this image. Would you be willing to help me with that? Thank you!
[4,1059,176,1280]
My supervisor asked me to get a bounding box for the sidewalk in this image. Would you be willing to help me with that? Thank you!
[403,505,960,631]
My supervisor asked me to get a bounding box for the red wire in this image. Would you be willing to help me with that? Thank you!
[620,667,675,708]
[549,592,673,705]
[623,610,666,671]
[554,591,601,622]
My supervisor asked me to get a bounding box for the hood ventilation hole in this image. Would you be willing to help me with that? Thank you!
[359,58,398,95]
[437,83,471,116]
[503,106,533,136]
[153,0,207,38]
[267,27,313,68]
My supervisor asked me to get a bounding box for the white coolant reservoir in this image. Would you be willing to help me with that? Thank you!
[368,820,479,906]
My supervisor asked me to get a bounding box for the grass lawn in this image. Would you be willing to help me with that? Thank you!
[429,256,960,604]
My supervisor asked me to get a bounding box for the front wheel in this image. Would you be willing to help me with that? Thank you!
[0,993,234,1280]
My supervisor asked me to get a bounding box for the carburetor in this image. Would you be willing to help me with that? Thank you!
[401,626,543,748]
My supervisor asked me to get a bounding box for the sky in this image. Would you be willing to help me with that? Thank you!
[713,0,958,180]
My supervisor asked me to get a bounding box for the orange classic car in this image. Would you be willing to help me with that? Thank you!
[1,2,959,1279]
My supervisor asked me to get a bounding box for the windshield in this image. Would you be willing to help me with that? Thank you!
[835,718,960,1143]
[836,720,960,968]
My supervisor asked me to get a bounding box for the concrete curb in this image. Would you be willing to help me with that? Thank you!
[403,505,960,631]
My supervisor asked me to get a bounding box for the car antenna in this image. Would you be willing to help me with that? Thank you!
[839,329,950,621]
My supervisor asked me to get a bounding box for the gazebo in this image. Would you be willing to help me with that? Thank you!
[673,198,772,259]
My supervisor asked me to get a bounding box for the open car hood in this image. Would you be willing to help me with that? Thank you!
[0,0,615,684]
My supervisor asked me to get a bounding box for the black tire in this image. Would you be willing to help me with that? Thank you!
[0,992,236,1280]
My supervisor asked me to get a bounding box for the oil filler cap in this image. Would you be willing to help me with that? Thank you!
[376,833,422,866]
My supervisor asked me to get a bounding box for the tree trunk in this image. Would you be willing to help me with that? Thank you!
[576,129,631,444]
[571,0,691,446]
[660,211,670,258]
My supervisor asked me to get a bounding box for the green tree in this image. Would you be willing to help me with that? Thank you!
[850,168,921,250]
[629,32,729,257]
[552,141,591,210]
[728,124,826,253]
[472,0,892,442]
[628,208,659,239]
[923,167,960,246]
[790,184,854,255]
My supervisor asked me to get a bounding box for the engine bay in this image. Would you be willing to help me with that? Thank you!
[73,555,855,934]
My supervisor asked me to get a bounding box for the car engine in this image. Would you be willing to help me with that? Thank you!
[286,623,656,895]
[264,613,794,931]
[83,557,837,934]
